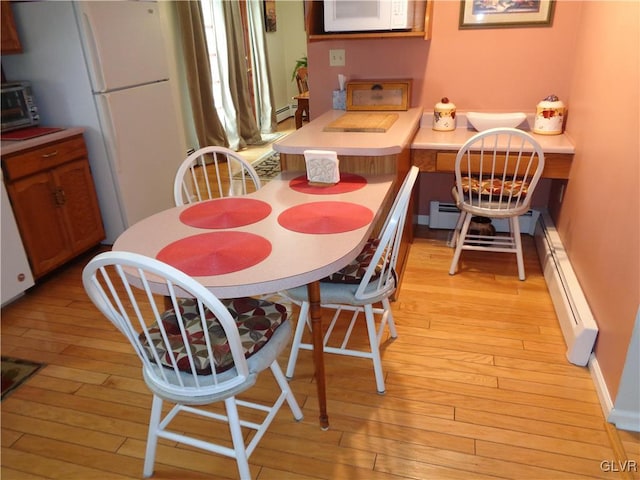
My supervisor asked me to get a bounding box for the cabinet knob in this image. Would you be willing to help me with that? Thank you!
[41,150,59,158]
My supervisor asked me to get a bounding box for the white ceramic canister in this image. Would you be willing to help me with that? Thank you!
[433,97,456,131]
[533,94,565,135]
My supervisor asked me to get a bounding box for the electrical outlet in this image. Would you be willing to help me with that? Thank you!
[329,49,345,67]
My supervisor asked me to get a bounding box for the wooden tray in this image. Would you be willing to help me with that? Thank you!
[323,112,399,132]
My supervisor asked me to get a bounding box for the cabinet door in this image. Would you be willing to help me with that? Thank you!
[6,170,72,278]
[53,159,106,254]
[1,1,22,54]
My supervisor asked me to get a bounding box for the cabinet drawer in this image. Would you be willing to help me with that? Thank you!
[2,135,88,181]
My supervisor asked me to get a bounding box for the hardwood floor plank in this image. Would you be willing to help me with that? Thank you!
[455,407,610,445]
[1,412,125,452]
[1,466,50,480]
[475,440,613,479]
[7,436,143,480]
[1,445,134,479]
[349,434,601,480]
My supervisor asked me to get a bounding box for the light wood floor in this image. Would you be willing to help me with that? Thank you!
[2,224,639,480]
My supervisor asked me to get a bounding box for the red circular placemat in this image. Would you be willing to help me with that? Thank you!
[289,173,367,194]
[278,201,373,234]
[156,231,271,276]
[179,198,271,229]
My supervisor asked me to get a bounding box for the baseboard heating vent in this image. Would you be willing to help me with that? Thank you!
[276,106,292,123]
[534,211,598,366]
[428,201,540,235]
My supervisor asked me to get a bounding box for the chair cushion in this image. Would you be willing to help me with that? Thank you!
[140,297,287,375]
[459,176,529,197]
[321,238,381,284]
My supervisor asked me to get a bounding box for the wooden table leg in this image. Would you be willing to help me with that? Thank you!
[295,104,304,129]
[307,280,329,430]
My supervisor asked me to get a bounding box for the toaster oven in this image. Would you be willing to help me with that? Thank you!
[1,81,40,132]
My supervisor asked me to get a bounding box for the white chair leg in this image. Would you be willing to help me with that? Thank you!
[449,209,465,248]
[143,395,163,478]
[364,304,386,394]
[382,298,398,339]
[270,361,304,421]
[286,301,310,379]
[449,212,472,275]
[224,397,251,480]
[511,216,526,280]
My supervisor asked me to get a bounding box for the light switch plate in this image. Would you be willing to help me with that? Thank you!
[329,49,345,67]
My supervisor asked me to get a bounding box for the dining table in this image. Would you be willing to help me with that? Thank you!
[112,170,396,429]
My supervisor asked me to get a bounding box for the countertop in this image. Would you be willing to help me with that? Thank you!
[274,107,423,156]
[412,113,576,154]
[1,127,85,156]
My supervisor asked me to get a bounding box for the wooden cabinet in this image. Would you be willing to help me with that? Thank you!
[1,1,22,54]
[305,0,433,41]
[2,134,105,279]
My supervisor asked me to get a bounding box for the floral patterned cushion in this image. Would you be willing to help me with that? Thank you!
[322,238,381,284]
[140,297,287,375]
[459,176,530,197]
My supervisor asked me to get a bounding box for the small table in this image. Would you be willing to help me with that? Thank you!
[113,171,395,429]
[294,91,309,129]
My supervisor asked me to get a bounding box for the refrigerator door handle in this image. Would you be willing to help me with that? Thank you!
[96,94,122,173]
[77,8,106,92]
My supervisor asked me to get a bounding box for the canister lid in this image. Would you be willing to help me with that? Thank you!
[537,94,564,109]
[435,97,456,111]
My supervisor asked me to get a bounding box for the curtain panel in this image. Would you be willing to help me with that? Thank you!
[174,1,228,148]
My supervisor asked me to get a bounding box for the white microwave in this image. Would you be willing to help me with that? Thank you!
[324,0,418,33]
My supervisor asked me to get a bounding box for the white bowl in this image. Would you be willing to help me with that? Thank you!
[466,112,527,132]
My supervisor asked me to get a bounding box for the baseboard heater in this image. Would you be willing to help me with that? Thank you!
[534,211,598,366]
[276,106,292,123]
[428,201,540,235]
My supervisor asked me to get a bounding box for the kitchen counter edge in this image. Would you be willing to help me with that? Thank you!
[1,127,86,156]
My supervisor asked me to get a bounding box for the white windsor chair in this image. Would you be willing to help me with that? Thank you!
[449,127,545,280]
[82,251,302,479]
[283,166,419,394]
[173,146,262,205]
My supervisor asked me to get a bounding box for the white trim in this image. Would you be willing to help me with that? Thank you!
[588,354,640,433]
[589,354,614,420]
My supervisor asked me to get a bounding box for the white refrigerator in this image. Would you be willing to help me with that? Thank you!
[2,1,187,243]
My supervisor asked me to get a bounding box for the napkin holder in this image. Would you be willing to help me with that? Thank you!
[304,150,340,186]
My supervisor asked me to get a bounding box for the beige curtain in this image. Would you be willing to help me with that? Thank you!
[221,1,262,149]
[175,1,228,148]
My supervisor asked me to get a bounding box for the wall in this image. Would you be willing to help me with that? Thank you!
[306,0,639,421]
[559,1,639,405]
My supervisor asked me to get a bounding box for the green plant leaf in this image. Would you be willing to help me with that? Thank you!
[291,56,308,81]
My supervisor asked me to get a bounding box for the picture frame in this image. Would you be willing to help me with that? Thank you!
[459,0,555,29]
[264,0,276,32]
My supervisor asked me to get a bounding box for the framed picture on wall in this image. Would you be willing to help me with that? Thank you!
[459,0,555,29]
[264,0,276,32]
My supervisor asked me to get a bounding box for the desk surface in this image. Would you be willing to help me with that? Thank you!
[411,113,576,154]
[112,172,395,298]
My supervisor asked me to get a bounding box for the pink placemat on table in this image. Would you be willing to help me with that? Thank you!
[156,231,271,276]
[289,173,367,194]
[278,201,373,234]
[179,198,271,229]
